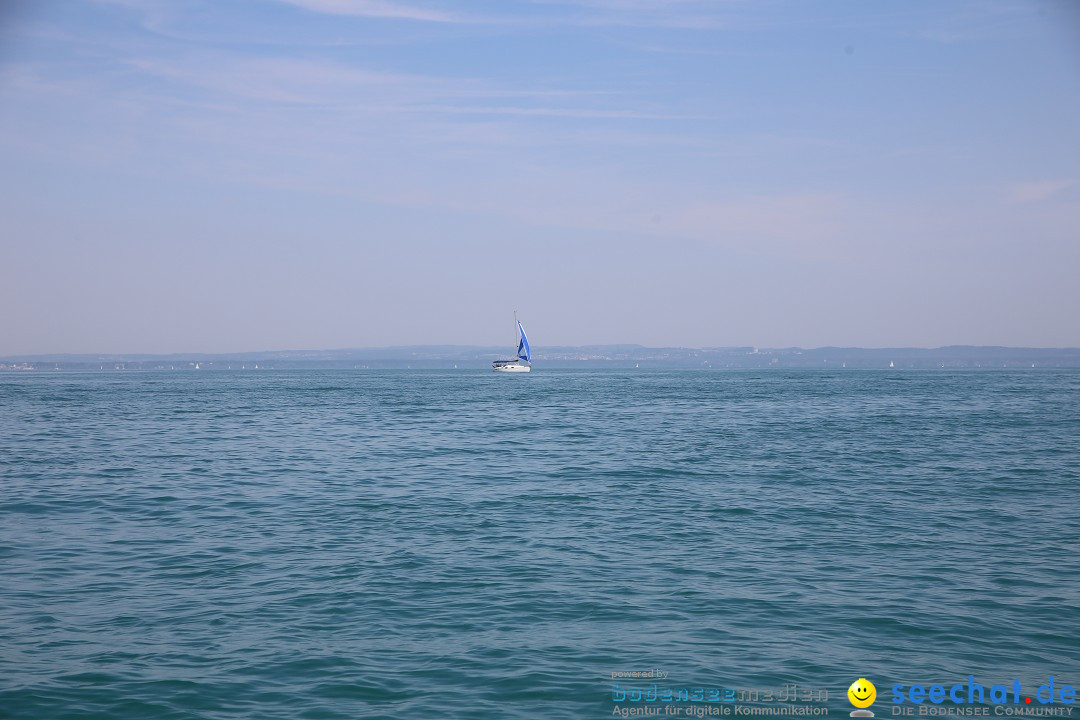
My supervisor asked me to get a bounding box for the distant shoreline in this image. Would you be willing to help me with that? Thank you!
[3,346,1080,370]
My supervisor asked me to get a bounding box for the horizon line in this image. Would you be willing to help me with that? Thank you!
[4,343,1080,360]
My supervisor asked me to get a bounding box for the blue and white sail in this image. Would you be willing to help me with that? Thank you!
[516,320,531,363]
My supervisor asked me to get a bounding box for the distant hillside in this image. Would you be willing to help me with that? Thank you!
[3,345,1079,370]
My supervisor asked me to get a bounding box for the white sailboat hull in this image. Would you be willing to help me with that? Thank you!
[493,361,531,373]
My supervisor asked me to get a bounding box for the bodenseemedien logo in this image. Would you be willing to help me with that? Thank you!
[848,678,877,717]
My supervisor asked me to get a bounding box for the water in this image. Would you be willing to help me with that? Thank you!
[2,369,1078,719]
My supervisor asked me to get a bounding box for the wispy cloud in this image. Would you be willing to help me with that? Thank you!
[1008,179,1077,204]
[125,55,441,106]
[278,0,741,28]
[421,104,713,120]
[276,0,464,23]
[527,0,737,29]
[110,53,704,128]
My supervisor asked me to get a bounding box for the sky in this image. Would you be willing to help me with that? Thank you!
[1,0,1078,354]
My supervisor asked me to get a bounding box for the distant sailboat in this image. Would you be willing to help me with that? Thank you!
[493,313,531,373]
[888,361,894,368]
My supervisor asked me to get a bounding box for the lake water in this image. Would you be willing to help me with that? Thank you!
[2,369,1078,719]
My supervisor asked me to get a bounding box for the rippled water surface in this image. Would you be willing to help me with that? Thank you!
[2,369,1079,719]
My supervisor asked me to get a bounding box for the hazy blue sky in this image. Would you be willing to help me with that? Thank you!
[2,0,1078,353]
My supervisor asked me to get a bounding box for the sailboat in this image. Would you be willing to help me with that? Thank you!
[493,313,532,373]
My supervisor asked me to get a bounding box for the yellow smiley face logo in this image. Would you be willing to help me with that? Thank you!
[848,678,876,708]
